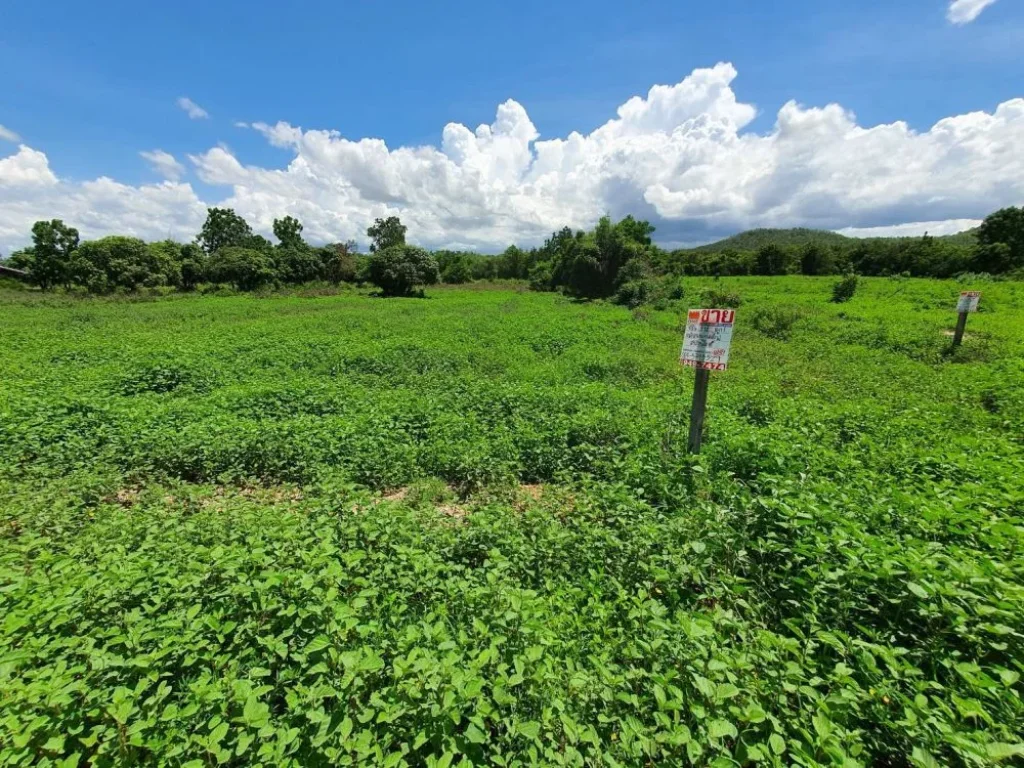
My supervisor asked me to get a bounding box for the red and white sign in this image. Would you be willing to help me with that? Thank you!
[957,291,981,313]
[680,308,735,371]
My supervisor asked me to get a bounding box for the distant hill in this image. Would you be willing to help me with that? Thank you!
[683,227,978,254]
[688,228,853,253]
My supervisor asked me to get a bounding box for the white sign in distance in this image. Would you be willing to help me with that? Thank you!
[680,308,736,371]
[957,291,981,313]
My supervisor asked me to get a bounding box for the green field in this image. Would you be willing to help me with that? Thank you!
[1,278,1022,767]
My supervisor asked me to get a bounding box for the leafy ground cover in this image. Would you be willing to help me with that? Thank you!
[1,277,1022,766]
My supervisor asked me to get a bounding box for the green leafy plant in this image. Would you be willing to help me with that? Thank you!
[750,305,803,340]
[831,273,859,303]
[1,276,1022,767]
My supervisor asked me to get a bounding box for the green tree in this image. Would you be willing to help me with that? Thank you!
[799,244,828,275]
[367,245,438,296]
[496,245,529,279]
[755,243,787,276]
[76,236,167,291]
[245,234,274,253]
[197,208,254,254]
[29,220,79,289]
[179,244,207,290]
[6,247,35,272]
[556,239,604,298]
[976,207,1024,271]
[207,247,277,290]
[275,246,322,284]
[972,242,1014,274]
[528,260,554,291]
[273,216,305,249]
[614,215,655,246]
[367,216,407,253]
[319,242,358,285]
[440,254,473,284]
[146,240,185,287]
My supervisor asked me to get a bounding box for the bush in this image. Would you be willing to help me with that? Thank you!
[207,247,277,291]
[698,287,742,308]
[614,275,684,309]
[831,273,858,303]
[528,261,554,292]
[440,256,473,285]
[750,306,803,340]
[614,280,653,309]
[367,245,439,297]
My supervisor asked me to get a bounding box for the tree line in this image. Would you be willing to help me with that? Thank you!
[2,205,1021,300]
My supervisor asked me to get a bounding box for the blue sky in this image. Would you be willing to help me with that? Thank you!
[1,0,1022,251]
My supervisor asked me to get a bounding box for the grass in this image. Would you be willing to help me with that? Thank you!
[1,277,1022,767]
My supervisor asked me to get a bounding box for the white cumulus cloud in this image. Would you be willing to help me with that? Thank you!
[177,97,209,120]
[1,62,1022,254]
[947,0,999,25]
[0,145,58,188]
[0,125,20,142]
[0,145,206,250]
[140,149,186,181]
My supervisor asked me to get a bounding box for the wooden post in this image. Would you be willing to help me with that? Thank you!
[952,311,968,347]
[688,368,711,454]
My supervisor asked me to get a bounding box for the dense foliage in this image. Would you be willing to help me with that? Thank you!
[367,246,440,297]
[1,207,1022,301]
[1,277,1021,766]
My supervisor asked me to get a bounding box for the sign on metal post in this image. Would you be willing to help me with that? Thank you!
[953,291,980,347]
[680,309,735,454]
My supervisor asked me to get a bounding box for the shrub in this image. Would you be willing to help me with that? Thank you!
[614,275,684,309]
[698,286,742,308]
[751,306,803,340]
[831,273,858,303]
[528,261,554,291]
[614,280,653,309]
[367,245,439,297]
[440,256,473,285]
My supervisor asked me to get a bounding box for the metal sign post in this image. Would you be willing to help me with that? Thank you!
[680,308,736,455]
[953,291,981,347]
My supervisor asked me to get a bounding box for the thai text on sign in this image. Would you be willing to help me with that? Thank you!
[957,291,981,313]
[680,308,735,371]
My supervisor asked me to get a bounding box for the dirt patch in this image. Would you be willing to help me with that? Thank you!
[382,487,409,503]
[519,484,544,501]
[105,487,141,507]
[437,503,469,519]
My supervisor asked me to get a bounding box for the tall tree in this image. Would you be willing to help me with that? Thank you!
[799,243,827,275]
[976,206,1024,271]
[320,241,359,285]
[367,216,407,252]
[197,208,254,254]
[367,245,438,296]
[30,219,80,289]
[755,243,787,276]
[273,216,305,249]
[178,244,207,291]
